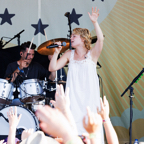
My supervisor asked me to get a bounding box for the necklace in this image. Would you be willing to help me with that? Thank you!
[23,67,29,77]
[76,50,88,60]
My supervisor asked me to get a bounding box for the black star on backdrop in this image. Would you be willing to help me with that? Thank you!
[31,19,49,35]
[0,8,15,25]
[69,8,83,25]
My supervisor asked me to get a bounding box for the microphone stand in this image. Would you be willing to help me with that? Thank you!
[65,12,72,50]
[17,35,20,46]
[0,37,3,50]
[1,30,24,48]
[121,68,144,144]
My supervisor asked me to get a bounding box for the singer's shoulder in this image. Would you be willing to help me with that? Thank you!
[63,49,72,57]
[64,49,72,54]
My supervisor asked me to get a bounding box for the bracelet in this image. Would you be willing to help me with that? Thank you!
[66,136,82,144]
[89,132,101,140]
[103,118,110,123]
[89,133,97,139]
[18,66,24,73]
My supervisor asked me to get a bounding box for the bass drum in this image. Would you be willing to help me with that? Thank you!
[0,106,39,135]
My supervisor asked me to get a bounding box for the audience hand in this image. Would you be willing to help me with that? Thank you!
[50,84,70,112]
[83,107,102,134]
[0,140,5,144]
[36,105,74,143]
[21,129,34,141]
[7,106,22,128]
[97,96,109,120]
[82,133,90,144]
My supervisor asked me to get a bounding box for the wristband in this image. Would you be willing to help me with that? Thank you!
[89,132,101,140]
[89,133,97,139]
[66,137,82,144]
[103,118,110,123]
[18,66,24,73]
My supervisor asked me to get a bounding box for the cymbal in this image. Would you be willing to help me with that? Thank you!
[37,38,70,55]
[91,36,97,44]
[91,35,105,44]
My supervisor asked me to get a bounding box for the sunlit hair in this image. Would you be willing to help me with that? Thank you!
[72,28,92,50]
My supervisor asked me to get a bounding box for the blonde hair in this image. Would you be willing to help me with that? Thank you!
[73,28,92,50]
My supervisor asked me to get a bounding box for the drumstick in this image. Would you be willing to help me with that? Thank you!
[28,37,34,53]
[25,37,34,60]
[44,30,48,41]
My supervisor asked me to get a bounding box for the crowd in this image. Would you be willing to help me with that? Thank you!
[0,84,119,144]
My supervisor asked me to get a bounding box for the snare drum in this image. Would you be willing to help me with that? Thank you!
[0,106,39,135]
[0,79,14,105]
[19,79,45,104]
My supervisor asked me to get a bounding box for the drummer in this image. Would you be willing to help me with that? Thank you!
[4,41,56,99]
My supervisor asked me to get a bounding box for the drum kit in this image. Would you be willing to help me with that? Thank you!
[0,38,69,136]
[0,36,98,136]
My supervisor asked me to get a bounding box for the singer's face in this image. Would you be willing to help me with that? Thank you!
[71,34,84,48]
[21,48,35,64]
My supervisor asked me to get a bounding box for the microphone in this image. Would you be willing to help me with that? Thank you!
[47,42,66,49]
[65,12,70,17]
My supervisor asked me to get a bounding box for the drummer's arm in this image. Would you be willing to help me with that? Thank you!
[49,50,70,72]
[6,68,21,83]
[5,64,21,83]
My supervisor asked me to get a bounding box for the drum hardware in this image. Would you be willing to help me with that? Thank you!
[49,80,66,85]
[0,112,9,123]
[47,86,57,92]
[31,99,45,112]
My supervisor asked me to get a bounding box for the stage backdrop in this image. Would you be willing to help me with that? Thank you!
[0,0,143,143]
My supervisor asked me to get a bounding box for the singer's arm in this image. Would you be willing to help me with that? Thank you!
[89,7,104,64]
[47,55,56,81]
[49,46,71,72]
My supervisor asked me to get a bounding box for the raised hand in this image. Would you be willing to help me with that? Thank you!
[21,129,34,141]
[88,7,99,24]
[7,106,22,128]
[97,96,110,120]
[19,59,29,69]
[50,84,70,111]
[83,107,102,134]
[36,105,73,139]
[0,140,4,144]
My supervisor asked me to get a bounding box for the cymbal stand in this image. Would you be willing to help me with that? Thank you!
[60,68,64,81]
